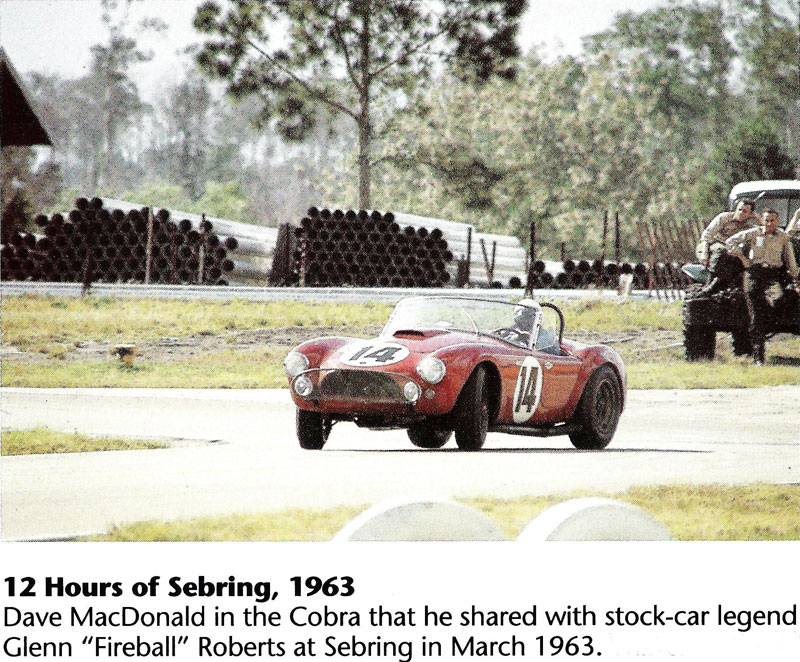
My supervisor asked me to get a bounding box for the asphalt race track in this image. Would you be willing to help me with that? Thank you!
[2,386,798,540]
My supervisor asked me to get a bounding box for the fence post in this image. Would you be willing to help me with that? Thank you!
[197,213,207,284]
[525,218,536,296]
[479,238,495,285]
[144,207,154,284]
[634,221,660,300]
[600,209,608,263]
[651,222,676,300]
[464,226,472,287]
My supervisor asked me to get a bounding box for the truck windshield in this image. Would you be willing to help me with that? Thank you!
[728,187,800,228]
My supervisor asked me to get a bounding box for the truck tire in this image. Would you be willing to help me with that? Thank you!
[731,328,752,356]
[683,324,715,361]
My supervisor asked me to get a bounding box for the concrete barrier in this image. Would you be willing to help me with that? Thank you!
[334,498,508,541]
[517,497,673,541]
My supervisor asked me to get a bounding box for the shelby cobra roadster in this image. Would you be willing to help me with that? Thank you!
[283,297,626,451]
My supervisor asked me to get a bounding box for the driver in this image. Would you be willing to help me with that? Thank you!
[495,299,540,347]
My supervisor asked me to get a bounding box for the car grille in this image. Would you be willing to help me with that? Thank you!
[320,370,403,402]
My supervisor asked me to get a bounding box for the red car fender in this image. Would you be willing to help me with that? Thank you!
[425,343,510,418]
[291,336,356,370]
[562,340,627,418]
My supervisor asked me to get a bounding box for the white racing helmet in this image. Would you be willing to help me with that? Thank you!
[513,298,541,331]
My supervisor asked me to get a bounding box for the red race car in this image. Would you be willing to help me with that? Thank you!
[283,297,626,451]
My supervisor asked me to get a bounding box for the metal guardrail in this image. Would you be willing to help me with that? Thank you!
[1,281,651,302]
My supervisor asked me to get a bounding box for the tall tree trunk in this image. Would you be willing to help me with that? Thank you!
[357,1,372,209]
[357,101,371,209]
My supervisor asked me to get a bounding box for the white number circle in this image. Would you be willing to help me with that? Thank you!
[340,341,410,367]
[512,357,543,423]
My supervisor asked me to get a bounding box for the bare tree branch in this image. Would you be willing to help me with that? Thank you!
[242,35,359,120]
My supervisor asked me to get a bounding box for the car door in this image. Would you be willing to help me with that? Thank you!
[509,305,581,425]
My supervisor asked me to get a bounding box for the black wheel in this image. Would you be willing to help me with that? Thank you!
[453,366,489,451]
[568,364,622,450]
[296,408,329,450]
[407,424,452,449]
[731,328,752,356]
[683,323,716,361]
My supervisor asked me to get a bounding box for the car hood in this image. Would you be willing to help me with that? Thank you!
[320,329,504,371]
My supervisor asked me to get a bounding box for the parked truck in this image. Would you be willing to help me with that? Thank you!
[681,180,800,361]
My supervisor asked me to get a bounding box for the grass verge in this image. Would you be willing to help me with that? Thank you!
[2,427,168,455]
[466,484,800,541]
[551,297,681,333]
[3,295,798,389]
[623,334,800,388]
[4,343,798,389]
[87,484,800,541]
[2,348,287,388]
[1,295,393,352]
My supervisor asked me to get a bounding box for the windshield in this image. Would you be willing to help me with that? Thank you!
[382,297,540,348]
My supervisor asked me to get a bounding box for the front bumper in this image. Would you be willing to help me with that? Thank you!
[290,368,422,413]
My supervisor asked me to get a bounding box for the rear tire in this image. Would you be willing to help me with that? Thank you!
[296,409,328,450]
[453,366,489,451]
[568,365,622,450]
[683,323,715,361]
[407,425,452,449]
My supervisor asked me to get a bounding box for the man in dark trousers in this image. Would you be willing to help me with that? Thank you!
[726,209,800,365]
[695,198,758,295]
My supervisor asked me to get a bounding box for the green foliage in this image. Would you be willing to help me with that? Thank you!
[118,181,253,222]
[326,53,697,258]
[727,0,800,130]
[0,147,63,224]
[47,189,82,215]
[694,114,797,219]
[195,181,251,222]
[193,0,526,206]
[79,1,166,190]
[119,182,194,211]
[584,0,734,141]
[320,0,797,259]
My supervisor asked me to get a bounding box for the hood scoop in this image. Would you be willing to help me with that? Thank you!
[392,329,447,339]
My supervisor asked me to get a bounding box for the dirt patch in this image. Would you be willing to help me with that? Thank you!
[568,329,684,354]
[1,325,385,365]
[2,325,684,365]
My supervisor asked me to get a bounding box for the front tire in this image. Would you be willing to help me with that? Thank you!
[453,366,489,451]
[407,425,452,449]
[296,408,329,450]
[568,365,622,450]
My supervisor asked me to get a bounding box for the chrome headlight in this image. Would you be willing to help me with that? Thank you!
[283,351,309,378]
[416,355,446,384]
[294,375,313,398]
[403,381,421,404]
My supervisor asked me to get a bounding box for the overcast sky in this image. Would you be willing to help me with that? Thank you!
[1,0,671,97]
